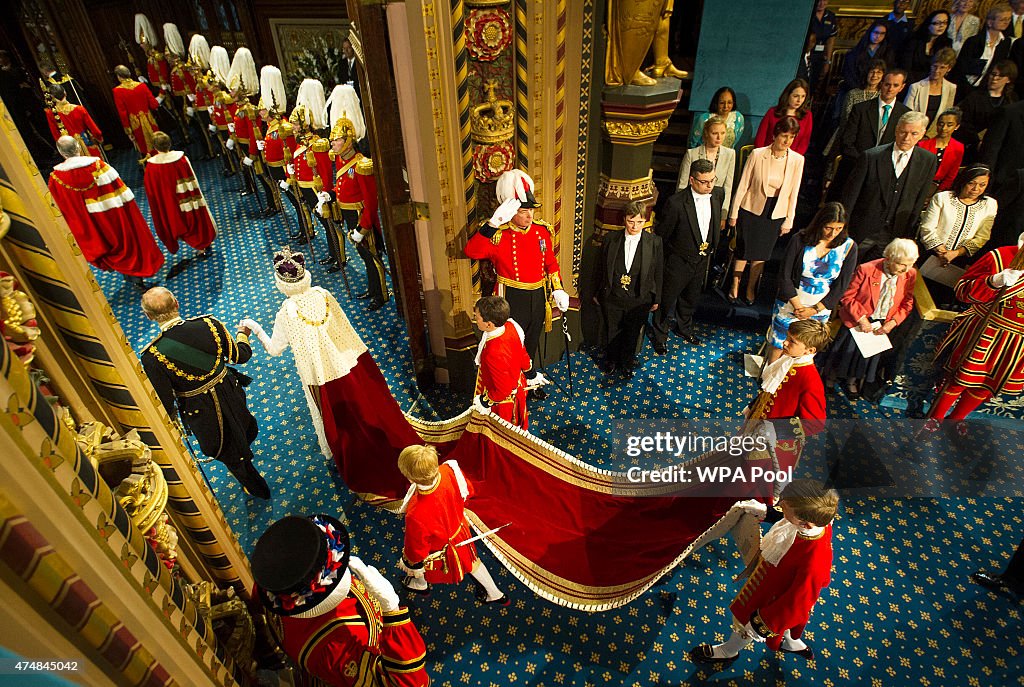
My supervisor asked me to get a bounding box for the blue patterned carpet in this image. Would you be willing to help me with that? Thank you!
[90,147,1024,686]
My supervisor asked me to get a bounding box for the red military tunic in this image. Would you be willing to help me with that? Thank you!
[211,94,238,133]
[232,103,264,161]
[46,101,103,156]
[47,157,164,277]
[268,577,429,687]
[332,151,379,230]
[143,151,216,254]
[293,141,317,188]
[730,525,833,651]
[112,79,160,156]
[464,220,563,293]
[193,74,214,111]
[934,245,1024,395]
[403,461,479,584]
[307,137,333,192]
[146,53,170,90]
[169,62,197,98]
[476,321,531,428]
[263,117,296,167]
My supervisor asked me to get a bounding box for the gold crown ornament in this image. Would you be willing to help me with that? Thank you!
[470,80,514,144]
[272,246,306,283]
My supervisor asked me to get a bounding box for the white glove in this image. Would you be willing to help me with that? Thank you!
[238,318,271,350]
[242,156,254,167]
[256,139,265,151]
[285,164,295,175]
[226,122,235,133]
[348,556,399,613]
[278,180,290,191]
[349,229,365,244]
[488,198,521,227]
[734,499,768,521]
[138,75,148,84]
[472,394,492,415]
[225,138,235,150]
[551,289,570,312]
[526,372,550,389]
[187,93,196,103]
[208,124,218,133]
[317,191,332,203]
[991,269,1024,288]
[156,94,164,104]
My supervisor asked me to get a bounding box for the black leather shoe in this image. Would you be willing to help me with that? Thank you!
[528,387,547,401]
[690,644,738,664]
[292,233,311,245]
[401,577,432,597]
[367,299,386,311]
[356,291,370,300]
[318,256,336,265]
[474,585,511,607]
[326,264,341,274]
[742,296,756,307]
[779,642,815,661]
[971,571,1009,593]
[680,333,702,346]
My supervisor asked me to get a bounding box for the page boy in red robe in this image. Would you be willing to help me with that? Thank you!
[251,514,430,687]
[744,319,830,512]
[143,132,216,256]
[691,479,838,664]
[471,295,532,429]
[48,136,163,290]
[396,444,510,606]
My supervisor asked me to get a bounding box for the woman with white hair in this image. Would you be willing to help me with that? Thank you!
[822,238,918,400]
[240,248,421,491]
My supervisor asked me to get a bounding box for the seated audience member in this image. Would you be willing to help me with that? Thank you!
[728,117,805,306]
[830,68,910,199]
[690,479,839,664]
[948,0,981,54]
[842,20,896,93]
[823,59,886,159]
[918,107,965,192]
[841,111,936,262]
[594,201,663,372]
[768,203,858,365]
[755,78,814,156]
[822,238,917,400]
[689,86,745,150]
[899,9,953,84]
[950,4,1012,92]
[903,48,958,137]
[955,60,1018,163]
[918,165,997,304]
[678,116,735,216]
[651,162,719,352]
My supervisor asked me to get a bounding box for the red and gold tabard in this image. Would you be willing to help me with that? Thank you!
[730,525,833,652]
[263,117,296,167]
[306,136,333,192]
[464,220,563,292]
[475,321,531,429]
[935,245,1024,395]
[46,101,103,156]
[332,152,379,229]
[146,52,170,89]
[267,579,429,687]
[112,79,160,156]
[403,462,479,585]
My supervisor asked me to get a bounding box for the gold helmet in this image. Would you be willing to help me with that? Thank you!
[330,112,357,142]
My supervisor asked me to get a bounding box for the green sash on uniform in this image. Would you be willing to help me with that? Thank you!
[154,336,220,374]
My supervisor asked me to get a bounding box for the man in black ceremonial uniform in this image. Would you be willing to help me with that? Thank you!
[140,287,270,499]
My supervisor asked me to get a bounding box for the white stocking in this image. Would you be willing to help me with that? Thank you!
[781,629,806,651]
[468,561,503,600]
[711,631,753,658]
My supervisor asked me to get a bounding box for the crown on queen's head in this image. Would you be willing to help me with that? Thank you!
[273,246,306,282]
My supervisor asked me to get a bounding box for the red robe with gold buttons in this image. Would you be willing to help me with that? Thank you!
[934,245,1024,395]
[402,461,479,585]
[267,578,429,687]
[730,524,833,651]
[476,321,531,429]
[112,80,160,156]
[332,151,379,230]
[169,63,196,98]
[750,361,826,482]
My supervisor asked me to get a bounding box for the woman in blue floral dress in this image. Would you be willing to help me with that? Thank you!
[767,203,858,364]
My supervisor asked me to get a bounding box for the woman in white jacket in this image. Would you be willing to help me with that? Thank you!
[904,48,958,138]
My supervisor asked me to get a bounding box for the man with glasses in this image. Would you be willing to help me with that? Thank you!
[648,159,723,352]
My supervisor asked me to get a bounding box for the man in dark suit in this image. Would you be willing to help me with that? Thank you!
[649,158,722,351]
[828,69,910,200]
[339,39,361,97]
[140,287,270,499]
[841,110,938,262]
[594,200,663,377]
[982,99,1024,196]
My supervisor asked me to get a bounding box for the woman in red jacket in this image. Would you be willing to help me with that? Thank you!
[755,78,814,155]
[821,238,918,399]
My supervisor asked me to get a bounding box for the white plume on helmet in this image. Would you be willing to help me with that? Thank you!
[259,66,288,113]
[496,170,540,207]
[134,13,159,47]
[294,79,327,129]
[163,23,185,57]
[209,46,231,85]
[324,84,365,140]
[227,47,258,95]
[188,35,211,69]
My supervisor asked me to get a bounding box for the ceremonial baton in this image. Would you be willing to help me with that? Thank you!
[561,313,574,399]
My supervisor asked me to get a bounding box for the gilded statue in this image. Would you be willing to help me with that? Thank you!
[605,0,689,87]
